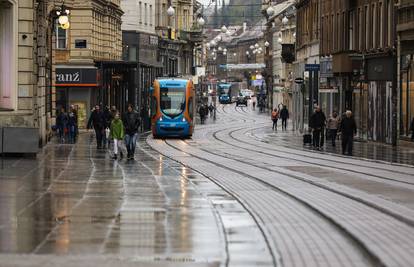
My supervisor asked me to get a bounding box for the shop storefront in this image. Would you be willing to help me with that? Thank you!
[55,67,98,128]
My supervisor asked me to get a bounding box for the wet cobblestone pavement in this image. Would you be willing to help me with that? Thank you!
[0,131,271,266]
[2,103,414,267]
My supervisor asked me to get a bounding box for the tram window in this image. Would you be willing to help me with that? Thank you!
[188,97,193,119]
[150,96,157,117]
[160,87,186,117]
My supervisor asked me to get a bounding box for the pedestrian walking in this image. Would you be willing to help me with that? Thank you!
[68,106,78,144]
[340,110,357,155]
[56,107,68,143]
[271,108,279,131]
[102,106,112,148]
[252,99,256,110]
[199,105,206,124]
[122,104,140,160]
[208,103,214,117]
[410,117,414,141]
[309,106,326,150]
[110,111,124,160]
[327,111,340,147]
[280,105,289,131]
[87,105,106,149]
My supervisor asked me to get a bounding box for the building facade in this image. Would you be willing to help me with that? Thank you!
[155,0,197,77]
[53,0,123,128]
[121,0,162,130]
[320,0,397,144]
[398,0,414,140]
[0,0,51,146]
[293,0,320,132]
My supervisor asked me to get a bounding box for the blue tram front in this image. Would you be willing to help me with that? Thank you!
[218,83,232,104]
[150,78,195,138]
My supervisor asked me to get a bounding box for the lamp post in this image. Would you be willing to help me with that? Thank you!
[49,4,70,117]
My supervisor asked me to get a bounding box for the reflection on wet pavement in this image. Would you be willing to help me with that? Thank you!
[0,134,226,266]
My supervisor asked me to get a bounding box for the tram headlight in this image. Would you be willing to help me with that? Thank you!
[182,117,186,122]
[159,117,163,122]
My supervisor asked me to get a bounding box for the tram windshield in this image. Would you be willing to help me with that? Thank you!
[160,87,186,117]
[218,84,231,95]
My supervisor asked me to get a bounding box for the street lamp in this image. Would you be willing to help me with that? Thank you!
[197,16,205,27]
[167,6,175,17]
[255,43,259,49]
[250,45,255,50]
[221,25,227,33]
[266,6,275,17]
[265,41,270,47]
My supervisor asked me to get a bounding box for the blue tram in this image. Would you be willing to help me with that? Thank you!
[218,83,232,104]
[150,78,195,138]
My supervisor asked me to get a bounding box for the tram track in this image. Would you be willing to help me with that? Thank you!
[219,104,414,179]
[159,138,385,267]
[226,126,414,185]
[147,102,414,266]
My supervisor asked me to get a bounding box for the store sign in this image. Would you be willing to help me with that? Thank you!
[55,68,98,86]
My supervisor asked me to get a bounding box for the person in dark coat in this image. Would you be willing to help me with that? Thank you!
[87,105,105,149]
[309,106,326,150]
[56,107,68,143]
[340,110,357,155]
[199,105,206,124]
[68,106,78,144]
[280,105,289,131]
[122,104,140,160]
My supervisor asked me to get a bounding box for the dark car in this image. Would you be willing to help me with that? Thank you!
[236,96,248,106]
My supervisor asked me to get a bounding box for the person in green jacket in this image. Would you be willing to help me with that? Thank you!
[110,112,124,159]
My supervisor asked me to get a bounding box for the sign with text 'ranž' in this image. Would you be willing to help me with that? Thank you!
[55,68,98,87]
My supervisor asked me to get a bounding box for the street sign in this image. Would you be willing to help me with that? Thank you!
[305,64,320,71]
[294,77,304,84]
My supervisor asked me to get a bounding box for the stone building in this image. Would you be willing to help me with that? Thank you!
[155,0,200,77]
[262,0,296,113]
[293,0,320,131]
[121,0,163,130]
[319,0,397,144]
[398,0,414,140]
[53,0,123,128]
[0,0,50,147]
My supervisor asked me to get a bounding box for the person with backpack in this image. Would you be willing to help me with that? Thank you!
[110,111,124,160]
[271,108,279,131]
[122,104,140,160]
